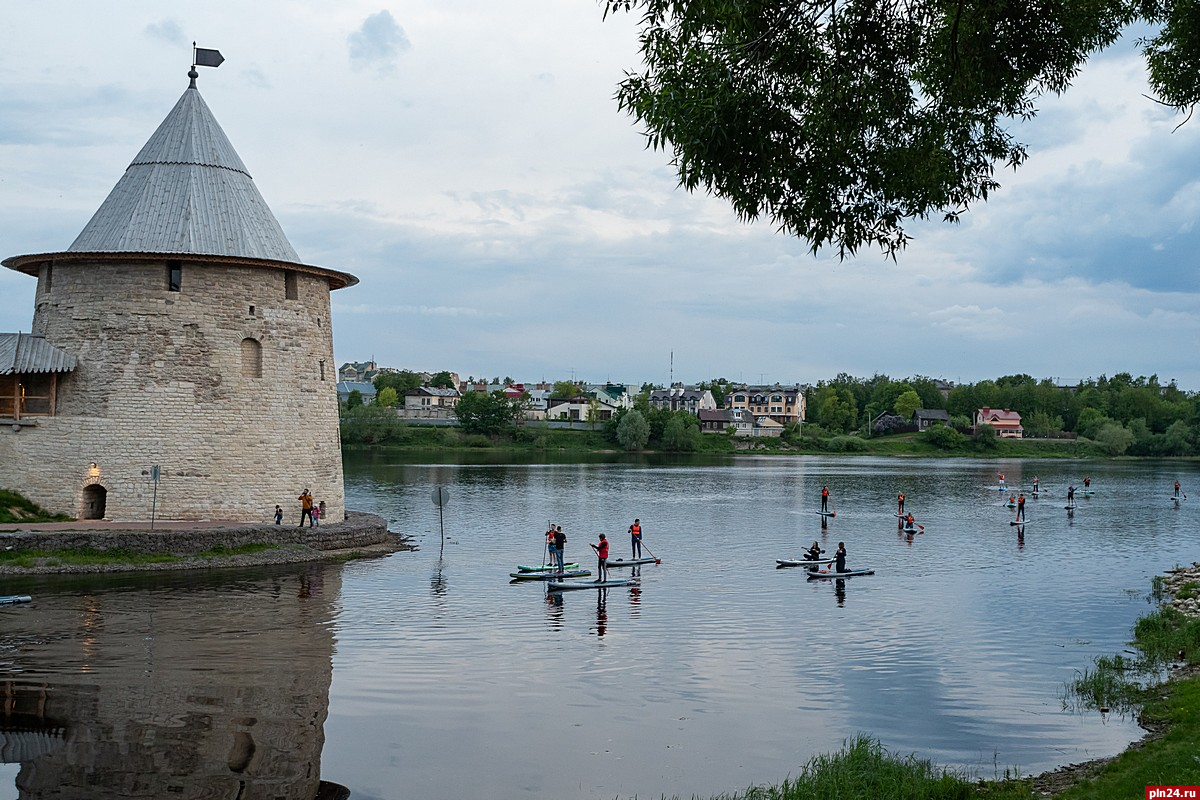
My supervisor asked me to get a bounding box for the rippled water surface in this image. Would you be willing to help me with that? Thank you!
[1,455,1196,800]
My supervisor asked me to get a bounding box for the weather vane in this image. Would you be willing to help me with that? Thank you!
[189,42,225,87]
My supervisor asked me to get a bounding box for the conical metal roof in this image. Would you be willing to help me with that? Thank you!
[68,84,300,262]
[3,76,357,288]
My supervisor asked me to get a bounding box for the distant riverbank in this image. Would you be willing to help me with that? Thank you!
[343,423,1115,459]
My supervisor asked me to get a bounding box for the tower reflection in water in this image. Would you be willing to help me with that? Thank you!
[0,564,350,799]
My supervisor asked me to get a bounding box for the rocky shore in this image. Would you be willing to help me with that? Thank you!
[0,511,408,574]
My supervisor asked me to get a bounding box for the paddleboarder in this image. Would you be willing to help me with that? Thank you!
[1175,480,1182,498]
[553,526,566,573]
[904,513,916,533]
[1067,485,1076,508]
[1032,476,1039,493]
[1016,493,1026,522]
[590,533,610,583]
[546,525,558,570]
[998,472,1005,489]
[1084,476,1091,489]
[804,541,824,562]
[821,486,830,514]
[629,518,643,558]
[897,492,905,515]
[834,542,847,573]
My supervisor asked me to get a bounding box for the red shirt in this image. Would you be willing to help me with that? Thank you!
[597,539,609,559]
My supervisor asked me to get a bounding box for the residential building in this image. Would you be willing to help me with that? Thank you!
[976,407,1023,438]
[725,385,805,426]
[339,360,379,383]
[913,409,951,431]
[402,386,460,418]
[698,408,734,433]
[648,386,716,415]
[337,380,377,405]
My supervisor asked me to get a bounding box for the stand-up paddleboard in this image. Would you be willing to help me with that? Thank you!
[510,569,592,581]
[0,595,31,605]
[1010,520,1031,526]
[516,562,580,573]
[777,558,835,568]
[1002,503,1017,508]
[806,568,874,579]
[1064,504,1077,510]
[816,511,836,517]
[547,579,637,591]
[607,557,658,567]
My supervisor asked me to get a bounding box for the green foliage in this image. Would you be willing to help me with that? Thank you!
[340,404,409,445]
[604,0,1139,256]
[974,423,999,450]
[893,389,923,420]
[345,389,363,409]
[429,371,455,389]
[552,380,581,399]
[374,370,423,396]
[375,386,399,407]
[662,414,701,452]
[0,489,72,523]
[616,408,651,450]
[924,424,966,450]
[455,391,519,437]
[1094,422,1135,456]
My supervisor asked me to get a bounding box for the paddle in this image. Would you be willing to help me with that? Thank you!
[639,540,661,565]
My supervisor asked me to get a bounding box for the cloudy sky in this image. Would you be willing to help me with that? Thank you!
[2,2,1198,390]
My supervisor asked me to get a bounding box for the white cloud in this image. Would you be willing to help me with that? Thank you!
[347,10,411,73]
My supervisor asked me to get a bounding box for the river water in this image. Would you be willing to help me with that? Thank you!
[0,455,1195,800]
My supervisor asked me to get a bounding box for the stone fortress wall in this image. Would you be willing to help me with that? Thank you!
[0,258,346,522]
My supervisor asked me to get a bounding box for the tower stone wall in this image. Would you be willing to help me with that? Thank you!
[0,258,345,522]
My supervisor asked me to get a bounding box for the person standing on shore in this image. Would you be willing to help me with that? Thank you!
[629,518,643,559]
[298,489,313,527]
[591,533,609,583]
[311,502,321,527]
[274,505,283,525]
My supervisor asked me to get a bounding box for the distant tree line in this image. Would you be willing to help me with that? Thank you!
[802,373,1198,456]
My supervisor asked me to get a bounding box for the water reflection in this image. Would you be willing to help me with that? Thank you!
[0,565,348,799]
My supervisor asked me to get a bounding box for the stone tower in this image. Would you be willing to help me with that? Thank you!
[0,68,357,523]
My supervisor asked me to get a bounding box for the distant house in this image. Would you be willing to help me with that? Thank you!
[337,380,377,405]
[649,386,717,415]
[402,386,460,418]
[975,407,1023,438]
[546,392,620,422]
[339,360,379,383]
[913,409,951,431]
[727,408,783,437]
[726,385,804,426]
[698,408,733,433]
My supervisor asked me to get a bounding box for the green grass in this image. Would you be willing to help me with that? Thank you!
[196,543,279,558]
[0,542,283,568]
[0,488,72,523]
[0,547,179,567]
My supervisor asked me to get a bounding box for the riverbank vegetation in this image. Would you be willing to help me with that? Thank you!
[343,371,1199,458]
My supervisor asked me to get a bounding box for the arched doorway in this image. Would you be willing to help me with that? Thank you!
[82,484,107,520]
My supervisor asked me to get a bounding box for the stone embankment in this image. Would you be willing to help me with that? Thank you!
[1160,562,1200,616]
[0,511,406,574]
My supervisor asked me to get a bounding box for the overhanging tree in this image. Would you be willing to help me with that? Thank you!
[603,0,1196,257]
